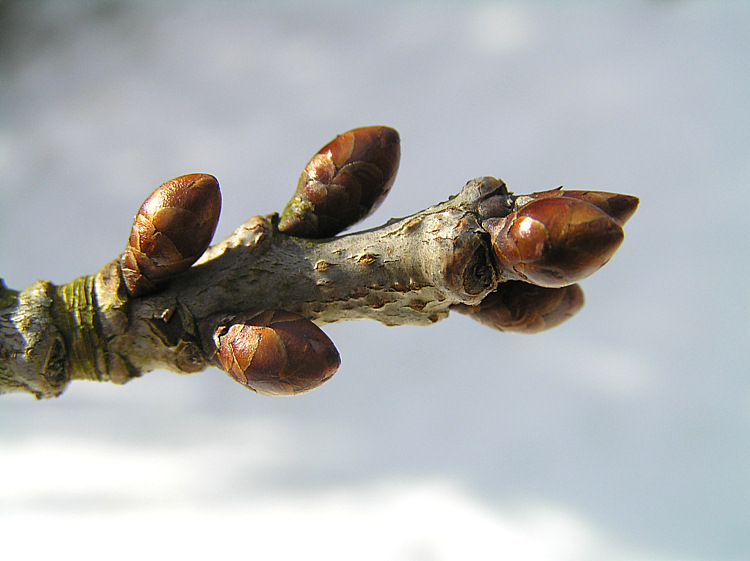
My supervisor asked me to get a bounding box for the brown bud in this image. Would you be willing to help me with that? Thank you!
[120,173,221,296]
[278,126,400,238]
[452,281,584,333]
[486,197,624,288]
[207,310,340,396]
[523,189,639,226]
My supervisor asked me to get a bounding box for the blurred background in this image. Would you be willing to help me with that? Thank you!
[1,2,748,560]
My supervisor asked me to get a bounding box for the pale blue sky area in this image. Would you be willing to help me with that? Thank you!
[1,3,749,560]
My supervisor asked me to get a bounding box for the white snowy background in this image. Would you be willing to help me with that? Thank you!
[1,2,748,560]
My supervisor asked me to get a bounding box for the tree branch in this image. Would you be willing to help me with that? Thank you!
[0,127,638,399]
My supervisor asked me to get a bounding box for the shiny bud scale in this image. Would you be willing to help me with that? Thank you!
[279,126,400,238]
[120,173,221,296]
[209,310,341,396]
[522,189,639,226]
[486,195,630,288]
[452,281,584,333]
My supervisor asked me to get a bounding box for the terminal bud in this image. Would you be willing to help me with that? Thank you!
[522,189,639,226]
[486,197,625,288]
